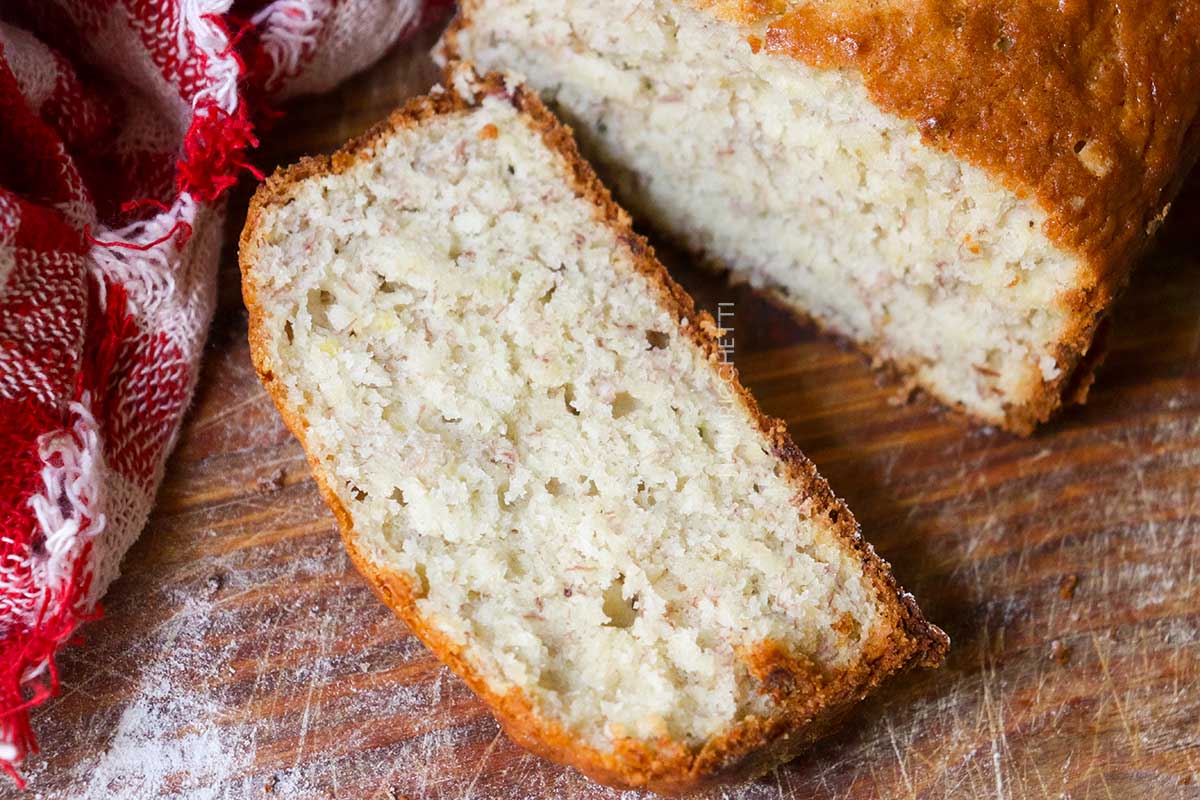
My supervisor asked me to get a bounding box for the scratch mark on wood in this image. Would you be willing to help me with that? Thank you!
[190,387,270,432]
[460,729,503,800]
[1090,633,1142,758]
[885,715,915,797]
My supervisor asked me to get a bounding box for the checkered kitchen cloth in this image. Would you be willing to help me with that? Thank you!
[0,0,448,784]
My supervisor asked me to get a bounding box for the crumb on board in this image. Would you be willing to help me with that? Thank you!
[886,382,921,407]
[256,466,287,494]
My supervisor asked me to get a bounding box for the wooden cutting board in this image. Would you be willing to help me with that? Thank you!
[9,34,1200,800]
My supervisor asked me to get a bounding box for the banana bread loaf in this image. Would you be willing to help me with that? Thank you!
[442,0,1200,432]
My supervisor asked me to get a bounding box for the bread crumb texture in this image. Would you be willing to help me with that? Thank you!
[448,0,1087,427]
[246,93,899,754]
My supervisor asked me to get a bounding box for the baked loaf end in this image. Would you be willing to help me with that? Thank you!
[443,0,1200,433]
[239,63,947,793]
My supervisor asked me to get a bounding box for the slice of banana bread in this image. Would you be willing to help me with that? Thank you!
[442,0,1200,433]
[239,64,947,793]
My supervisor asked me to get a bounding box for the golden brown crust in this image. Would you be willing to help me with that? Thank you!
[239,65,947,794]
[703,0,1200,432]
[443,1,1200,435]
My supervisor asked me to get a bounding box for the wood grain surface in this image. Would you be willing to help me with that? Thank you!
[8,34,1200,800]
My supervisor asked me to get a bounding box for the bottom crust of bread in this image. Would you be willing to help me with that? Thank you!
[742,277,1111,437]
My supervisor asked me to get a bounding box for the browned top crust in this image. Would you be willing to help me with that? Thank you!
[703,0,1200,296]
[239,64,948,794]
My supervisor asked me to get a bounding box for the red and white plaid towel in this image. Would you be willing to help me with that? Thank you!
[0,0,447,784]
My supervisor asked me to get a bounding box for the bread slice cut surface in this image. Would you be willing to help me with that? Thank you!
[442,0,1200,433]
[239,65,947,793]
